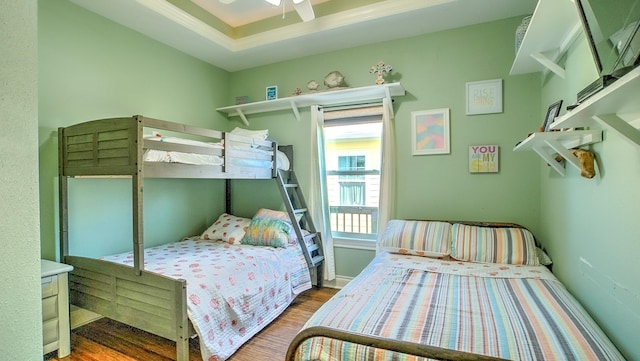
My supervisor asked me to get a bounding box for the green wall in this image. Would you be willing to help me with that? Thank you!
[0,0,42,359]
[538,35,639,360]
[38,0,232,260]
[227,18,542,277]
[35,2,638,358]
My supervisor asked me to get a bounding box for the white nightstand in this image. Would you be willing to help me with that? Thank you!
[41,259,73,357]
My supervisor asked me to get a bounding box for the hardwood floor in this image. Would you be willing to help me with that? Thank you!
[45,287,338,361]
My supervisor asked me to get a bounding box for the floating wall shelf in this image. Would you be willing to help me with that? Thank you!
[510,0,581,78]
[513,130,603,176]
[550,65,640,149]
[217,83,405,125]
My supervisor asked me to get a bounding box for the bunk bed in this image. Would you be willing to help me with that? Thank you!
[287,220,625,361]
[58,115,323,361]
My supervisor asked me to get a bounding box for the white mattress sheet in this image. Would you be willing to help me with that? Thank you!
[143,135,290,170]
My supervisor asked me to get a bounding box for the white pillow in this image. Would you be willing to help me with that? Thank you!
[230,127,269,140]
[200,213,250,244]
[276,150,290,170]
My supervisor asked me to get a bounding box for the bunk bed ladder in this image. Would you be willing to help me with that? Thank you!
[276,169,324,287]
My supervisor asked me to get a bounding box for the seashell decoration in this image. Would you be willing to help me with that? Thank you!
[323,71,345,88]
[307,80,320,91]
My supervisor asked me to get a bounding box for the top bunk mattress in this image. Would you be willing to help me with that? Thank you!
[58,116,289,178]
[143,133,290,170]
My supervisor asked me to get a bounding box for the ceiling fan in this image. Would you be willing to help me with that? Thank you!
[220,0,315,22]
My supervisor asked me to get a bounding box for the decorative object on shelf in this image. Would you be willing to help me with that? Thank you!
[541,100,563,131]
[573,149,596,179]
[323,71,345,88]
[411,108,450,155]
[306,80,319,91]
[369,60,393,84]
[469,145,499,173]
[292,87,302,96]
[555,149,596,178]
[465,79,503,115]
[235,96,249,105]
[515,15,532,54]
[266,85,278,100]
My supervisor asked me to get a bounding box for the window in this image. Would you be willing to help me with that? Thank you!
[338,155,365,180]
[338,155,365,206]
[339,181,365,206]
[323,118,382,241]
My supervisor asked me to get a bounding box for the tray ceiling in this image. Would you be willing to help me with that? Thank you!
[69,0,537,71]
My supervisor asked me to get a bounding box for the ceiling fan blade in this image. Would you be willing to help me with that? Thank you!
[292,0,315,22]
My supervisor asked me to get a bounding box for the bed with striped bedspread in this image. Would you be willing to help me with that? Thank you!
[292,252,624,360]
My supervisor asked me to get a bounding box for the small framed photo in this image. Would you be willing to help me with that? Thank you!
[266,85,278,100]
[541,100,563,131]
[411,108,450,155]
[466,79,503,115]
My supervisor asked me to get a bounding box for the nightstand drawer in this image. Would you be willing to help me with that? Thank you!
[41,259,73,358]
[42,295,58,322]
[43,318,59,346]
[41,275,58,298]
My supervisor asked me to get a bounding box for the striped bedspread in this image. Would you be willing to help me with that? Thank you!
[294,252,624,361]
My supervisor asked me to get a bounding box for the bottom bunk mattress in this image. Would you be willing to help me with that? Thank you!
[291,252,624,361]
[102,238,311,360]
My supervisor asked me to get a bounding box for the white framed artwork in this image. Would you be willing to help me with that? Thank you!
[411,108,450,155]
[466,79,503,115]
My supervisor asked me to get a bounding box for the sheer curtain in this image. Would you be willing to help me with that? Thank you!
[309,105,336,281]
[377,97,395,244]
[309,100,395,280]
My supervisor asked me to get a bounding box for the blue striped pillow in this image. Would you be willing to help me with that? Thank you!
[450,224,539,265]
[378,220,452,258]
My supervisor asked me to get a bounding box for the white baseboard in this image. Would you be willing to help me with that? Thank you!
[70,305,102,329]
[322,275,352,289]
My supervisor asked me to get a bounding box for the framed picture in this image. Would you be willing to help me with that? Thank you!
[541,100,563,131]
[411,108,450,155]
[469,145,499,173]
[266,85,278,100]
[466,79,503,115]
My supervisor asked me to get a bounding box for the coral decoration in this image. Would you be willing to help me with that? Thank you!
[554,148,596,178]
[572,149,596,178]
[369,60,393,84]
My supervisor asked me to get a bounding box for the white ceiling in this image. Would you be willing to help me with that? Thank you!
[190,0,334,27]
[69,0,537,72]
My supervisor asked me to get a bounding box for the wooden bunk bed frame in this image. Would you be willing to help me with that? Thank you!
[58,115,322,361]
